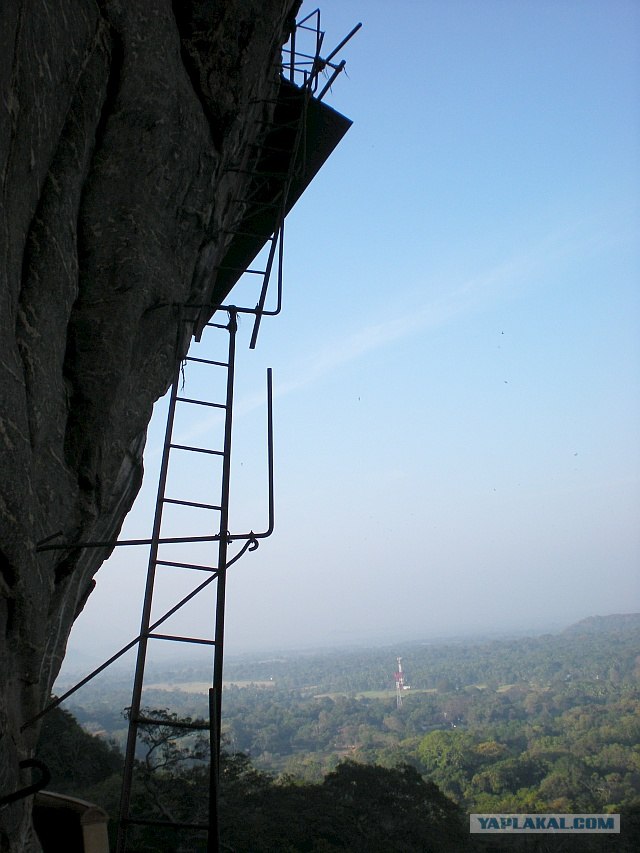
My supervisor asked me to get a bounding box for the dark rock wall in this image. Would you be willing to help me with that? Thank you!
[0,2,298,849]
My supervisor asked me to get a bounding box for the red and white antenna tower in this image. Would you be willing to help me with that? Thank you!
[395,656,405,709]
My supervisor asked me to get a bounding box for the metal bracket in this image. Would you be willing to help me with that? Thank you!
[0,760,51,809]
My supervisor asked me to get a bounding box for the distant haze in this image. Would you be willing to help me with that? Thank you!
[65,1,640,675]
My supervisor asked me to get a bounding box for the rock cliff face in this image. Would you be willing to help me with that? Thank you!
[0,1,298,848]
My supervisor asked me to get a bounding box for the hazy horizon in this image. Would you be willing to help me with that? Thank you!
[57,609,636,684]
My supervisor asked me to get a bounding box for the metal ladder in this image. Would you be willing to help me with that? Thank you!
[115,307,273,852]
[31,68,308,853]
[115,73,312,850]
[25,13,360,852]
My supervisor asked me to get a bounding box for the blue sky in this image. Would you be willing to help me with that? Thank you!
[62,0,640,671]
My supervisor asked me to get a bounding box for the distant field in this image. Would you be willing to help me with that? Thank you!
[314,688,437,700]
[147,680,276,693]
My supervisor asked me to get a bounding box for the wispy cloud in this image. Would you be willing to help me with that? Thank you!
[163,250,537,455]
[272,237,552,395]
[278,208,636,396]
[147,212,629,452]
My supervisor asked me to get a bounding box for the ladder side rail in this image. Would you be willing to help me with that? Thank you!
[210,309,238,848]
[208,687,220,853]
[115,367,181,853]
[249,80,311,349]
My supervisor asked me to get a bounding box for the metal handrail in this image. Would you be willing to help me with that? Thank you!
[36,366,274,553]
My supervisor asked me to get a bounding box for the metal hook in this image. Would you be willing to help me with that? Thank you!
[0,760,51,808]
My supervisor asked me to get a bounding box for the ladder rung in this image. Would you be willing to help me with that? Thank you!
[252,170,290,179]
[227,167,290,179]
[156,559,218,573]
[169,444,224,457]
[215,266,265,275]
[148,632,215,646]
[231,198,281,209]
[185,356,228,367]
[250,141,296,154]
[178,312,228,327]
[221,228,277,239]
[175,397,226,409]
[163,498,222,511]
[238,170,281,188]
[123,817,209,830]
[252,118,301,130]
[135,715,210,732]
[241,204,285,222]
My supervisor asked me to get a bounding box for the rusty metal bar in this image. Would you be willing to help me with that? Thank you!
[175,396,226,409]
[226,169,290,179]
[209,687,220,852]
[185,356,228,367]
[214,266,264,275]
[163,497,222,511]
[39,530,251,551]
[249,221,282,348]
[23,537,257,732]
[206,309,238,851]
[123,818,208,830]
[211,310,236,766]
[264,369,275,536]
[250,222,284,323]
[156,559,217,572]
[0,760,51,807]
[230,198,281,209]
[317,59,346,102]
[168,444,224,457]
[115,362,181,853]
[248,62,310,349]
[289,22,296,81]
[147,633,216,646]
[324,22,362,65]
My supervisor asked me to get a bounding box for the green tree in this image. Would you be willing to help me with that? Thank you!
[35,704,122,795]
[417,729,479,798]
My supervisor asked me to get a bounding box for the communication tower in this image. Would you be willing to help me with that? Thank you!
[395,656,405,708]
